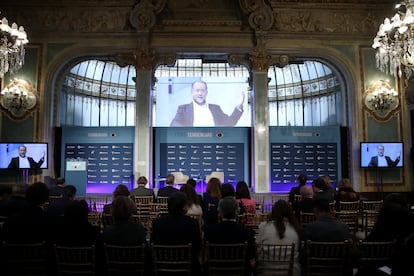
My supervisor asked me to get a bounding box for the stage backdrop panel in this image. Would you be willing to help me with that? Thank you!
[269,126,342,192]
[61,127,134,194]
[154,127,250,185]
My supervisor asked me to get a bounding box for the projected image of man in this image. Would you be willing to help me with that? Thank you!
[8,146,45,169]
[368,145,400,167]
[170,80,245,127]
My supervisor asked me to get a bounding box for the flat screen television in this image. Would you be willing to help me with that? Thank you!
[0,143,48,169]
[360,142,403,168]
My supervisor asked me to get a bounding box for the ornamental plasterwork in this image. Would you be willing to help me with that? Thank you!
[0,1,389,36]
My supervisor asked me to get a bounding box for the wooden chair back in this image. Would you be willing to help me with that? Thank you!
[300,212,316,228]
[104,243,146,276]
[355,240,396,273]
[151,243,192,276]
[87,195,111,212]
[53,244,95,275]
[1,241,48,276]
[335,210,359,238]
[305,240,351,276]
[337,201,360,211]
[255,243,295,276]
[205,242,247,276]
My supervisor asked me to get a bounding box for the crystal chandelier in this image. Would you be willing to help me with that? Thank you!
[0,13,28,78]
[372,0,414,79]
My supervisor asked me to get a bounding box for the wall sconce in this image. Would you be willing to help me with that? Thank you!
[363,80,399,120]
[0,79,37,120]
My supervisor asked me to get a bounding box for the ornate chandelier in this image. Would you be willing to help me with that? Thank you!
[0,13,28,78]
[372,0,414,79]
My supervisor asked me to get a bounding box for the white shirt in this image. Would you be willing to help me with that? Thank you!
[193,102,214,126]
[378,155,388,167]
[19,156,30,168]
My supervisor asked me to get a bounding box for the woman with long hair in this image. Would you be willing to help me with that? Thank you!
[202,177,222,225]
[257,200,302,276]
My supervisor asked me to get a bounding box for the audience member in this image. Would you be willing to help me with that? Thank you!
[2,182,52,243]
[257,200,302,276]
[49,177,66,197]
[320,175,336,201]
[156,174,179,198]
[103,195,146,245]
[202,177,222,225]
[103,184,130,214]
[364,193,414,276]
[335,178,359,202]
[53,199,102,246]
[236,181,256,215]
[0,184,28,219]
[301,198,351,274]
[0,184,13,216]
[312,177,335,203]
[130,176,155,198]
[47,185,77,217]
[288,174,307,205]
[151,192,202,274]
[221,183,235,197]
[292,185,315,221]
[304,198,350,242]
[204,196,256,275]
[187,178,203,204]
[180,184,203,217]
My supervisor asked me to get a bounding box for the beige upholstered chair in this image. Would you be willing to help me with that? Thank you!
[205,171,224,183]
[171,171,189,185]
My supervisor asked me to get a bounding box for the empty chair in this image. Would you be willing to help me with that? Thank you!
[53,244,96,275]
[1,241,48,276]
[355,240,396,276]
[255,243,295,276]
[205,242,247,276]
[170,172,189,185]
[305,240,352,276]
[104,243,146,276]
[151,243,192,276]
[205,171,224,184]
[360,200,382,238]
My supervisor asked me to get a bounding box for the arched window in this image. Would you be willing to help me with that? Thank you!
[60,60,136,126]
[268,60,344,126]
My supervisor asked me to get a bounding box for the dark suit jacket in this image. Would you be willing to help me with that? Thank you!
[8,156,44,169]
[170,103,243,126]
[157,185,179,198]
[204,220,256,261]
[368,155,400,167]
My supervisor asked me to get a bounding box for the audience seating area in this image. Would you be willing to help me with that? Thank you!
[0,190,393,275]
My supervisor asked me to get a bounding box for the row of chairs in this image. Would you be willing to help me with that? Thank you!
[0,239,396,276]
[299,200,383,239]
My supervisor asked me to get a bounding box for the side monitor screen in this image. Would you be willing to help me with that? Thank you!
[360,142,403,168]
[155,76,251,127]
[0,143,48,169]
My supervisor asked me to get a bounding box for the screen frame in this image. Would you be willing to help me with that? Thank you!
[360,142,403,169]
[0,142,49,169]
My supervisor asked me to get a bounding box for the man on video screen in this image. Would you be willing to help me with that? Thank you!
[170,80,245,127]
[368,145,400,167]
[8,145,45,169]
